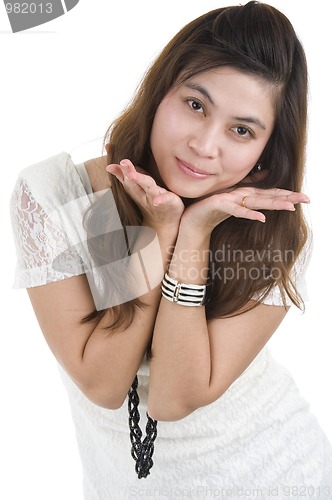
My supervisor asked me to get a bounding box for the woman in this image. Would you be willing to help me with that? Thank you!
[10,1,332,498]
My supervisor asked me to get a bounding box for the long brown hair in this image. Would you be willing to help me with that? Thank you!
[83,1,309,328]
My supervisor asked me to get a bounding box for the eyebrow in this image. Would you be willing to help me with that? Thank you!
[232,116,266,130]
[183,82,215,106]
[183,82,267,130]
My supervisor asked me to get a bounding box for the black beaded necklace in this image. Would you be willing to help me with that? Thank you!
[128,375,158,478]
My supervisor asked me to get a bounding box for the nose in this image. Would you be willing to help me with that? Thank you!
[188,125,221,159]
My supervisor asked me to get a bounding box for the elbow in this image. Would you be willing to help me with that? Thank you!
[147,398,201,422]
[81,382,127,410]
[60,363,129,410]
[85,390,126,410]
[148,405,192,422]
[147,388,226,422]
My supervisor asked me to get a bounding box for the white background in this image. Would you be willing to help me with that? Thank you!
[1,1,331,499]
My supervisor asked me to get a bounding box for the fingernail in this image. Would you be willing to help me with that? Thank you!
[120,159,130,167]
[300,193,310,203]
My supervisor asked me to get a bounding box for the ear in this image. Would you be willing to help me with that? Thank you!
[105,143,111,155]
[242,168,268,184]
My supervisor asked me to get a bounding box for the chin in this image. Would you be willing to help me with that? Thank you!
[172,188,204,200]
[164,180,206,199]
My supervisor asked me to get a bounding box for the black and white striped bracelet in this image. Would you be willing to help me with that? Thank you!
[161,272,207,307]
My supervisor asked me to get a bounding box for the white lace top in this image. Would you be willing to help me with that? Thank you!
[10,152,332,499]
[10,152,88,288]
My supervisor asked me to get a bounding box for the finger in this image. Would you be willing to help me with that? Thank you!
[106,160,150,190]
[106,164,140,192]
[151,191,177,207]
[119,159,150,176]
[120,158,135,170]
[242,193,309,212]
[215,198,266,223]
[250,188,310,203]
[279,192,310,204]
[235,206,266,223]
[107,159,140,184]
[106,164,124,182]
[126,169,158,193]
[242,195,296,212]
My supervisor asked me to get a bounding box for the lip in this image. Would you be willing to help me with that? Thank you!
[176,158,213,179]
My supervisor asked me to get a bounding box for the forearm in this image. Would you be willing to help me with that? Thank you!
[80,226,177,409]
[148,224,213,421]
[80,288,160,408]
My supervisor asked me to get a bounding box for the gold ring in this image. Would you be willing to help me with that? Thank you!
[242,195,249,208]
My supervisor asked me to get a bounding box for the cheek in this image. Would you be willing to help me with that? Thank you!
[150,109,166,154]
[228,141,268,172]
[225,150,254,174]
[151,100,184,147]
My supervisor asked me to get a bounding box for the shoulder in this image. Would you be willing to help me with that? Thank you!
[11,152,87,216]
[84,156,111,192]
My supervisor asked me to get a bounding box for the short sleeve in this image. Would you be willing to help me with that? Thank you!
[10,177,86,289]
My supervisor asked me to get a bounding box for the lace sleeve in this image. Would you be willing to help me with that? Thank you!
[10,179,86,289]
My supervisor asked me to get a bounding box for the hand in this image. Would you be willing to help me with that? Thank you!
[106,159,185,233]
[181,186,310,233]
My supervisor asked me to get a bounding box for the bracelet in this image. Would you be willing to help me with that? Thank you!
[161,272,207,307]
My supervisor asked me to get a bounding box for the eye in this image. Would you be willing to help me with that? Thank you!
[231,125,254,139]
[186,98,205,114]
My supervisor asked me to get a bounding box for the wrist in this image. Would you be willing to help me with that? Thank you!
[179,217,212,242]
[177,219,211,249]
[142,218,179,239]
[161,272,209,306]
[167,227,211,285]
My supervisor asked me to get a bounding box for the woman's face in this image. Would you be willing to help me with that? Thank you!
[149,67,276,198]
